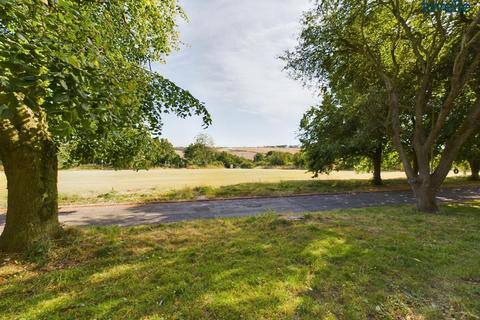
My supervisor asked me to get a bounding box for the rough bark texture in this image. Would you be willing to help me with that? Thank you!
[0,107,60,252]
[409,148,443,213]
[469,159,480,181]
[0,140,60,252]
[412,152,419,176]
[371,147,383,186]
[412,181,439,213]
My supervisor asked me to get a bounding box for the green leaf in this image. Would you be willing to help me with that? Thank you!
[67,56,80,68]
[0,105,13,119]
[60,79,68,90]
[53,93,69,104]
[18,75,37,87]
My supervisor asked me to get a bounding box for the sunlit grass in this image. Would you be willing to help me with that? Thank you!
[59,176,479,206]
[1,204,479,319]
[1,169,475,208]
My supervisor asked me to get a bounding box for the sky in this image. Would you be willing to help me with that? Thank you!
[155,0,318,147]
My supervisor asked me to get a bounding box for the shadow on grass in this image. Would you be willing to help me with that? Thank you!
[1,204,480,319]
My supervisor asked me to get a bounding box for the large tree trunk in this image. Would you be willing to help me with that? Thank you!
[468,159,479,181]
[0,140,60,252]
[410,148,441,213]
[371,146,383,186]
[412,181,439,213]
[0,109,60,252]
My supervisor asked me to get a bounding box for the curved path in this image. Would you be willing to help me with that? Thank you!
[0,187,479,231]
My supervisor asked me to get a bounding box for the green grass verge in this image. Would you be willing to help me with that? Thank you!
[58,176,479,206]
[1,203,479,319]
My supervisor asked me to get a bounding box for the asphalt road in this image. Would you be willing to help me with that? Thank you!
[0,187,479,231]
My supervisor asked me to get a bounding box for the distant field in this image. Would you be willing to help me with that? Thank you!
[175,147,301,160]
[0,169,412,208]
[218,147,301,160]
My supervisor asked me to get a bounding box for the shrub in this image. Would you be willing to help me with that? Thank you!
[292,152,306,168]
[265,151,293,166]
[184,143,217,166]
[253,153,265,162]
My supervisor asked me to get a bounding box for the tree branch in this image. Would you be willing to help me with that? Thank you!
[382,75,416,180]
[432,94,480,185]
[424,11,480,148]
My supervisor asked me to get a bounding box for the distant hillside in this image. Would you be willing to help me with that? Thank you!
[175,146,300,160]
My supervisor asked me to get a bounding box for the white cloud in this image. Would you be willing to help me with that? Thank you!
[155,0,318,146]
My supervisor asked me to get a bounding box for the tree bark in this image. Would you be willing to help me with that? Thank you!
[0,140,60,252]
[0,108,60,252]
[469,159,480,181]
[371,146,383,186]
[412,152,419,176]
[412,182,438,213]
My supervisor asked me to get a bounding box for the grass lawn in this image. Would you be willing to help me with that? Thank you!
[0,169,411,208]
[1,169,475,208]
[1,203,479,319]
[103,176,477,204]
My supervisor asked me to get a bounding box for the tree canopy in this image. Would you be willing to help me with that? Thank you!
[0,0,210,145]
[284,0,480,212]
[0,0,210,251]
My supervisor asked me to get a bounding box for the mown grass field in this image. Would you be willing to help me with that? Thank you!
[0,169,470,208]
[1,203,479,319]
[0,169,409,208]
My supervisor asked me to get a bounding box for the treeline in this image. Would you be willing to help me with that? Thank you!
[59,129,184,170]
[182,134,306,169]
[57,129,475,180]
[58,132,307,170]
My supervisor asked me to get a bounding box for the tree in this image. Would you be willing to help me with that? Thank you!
[63,132,181,170]
[264,151,293,166]
[151,138,183,168]
[183,134,255,168]
[299,93,388,185]
[184,134,217,166]
[469,159,480,181]
[253,153,265,162]
[292,151,306,169]
[284,1,480,212]
[193,133,215,148]
[456,133,480,180]
[284,11,391,185]
[215,151,253,168]
[0,0,210,251]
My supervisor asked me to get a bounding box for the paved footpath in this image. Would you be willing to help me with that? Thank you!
[1,187,479,231]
